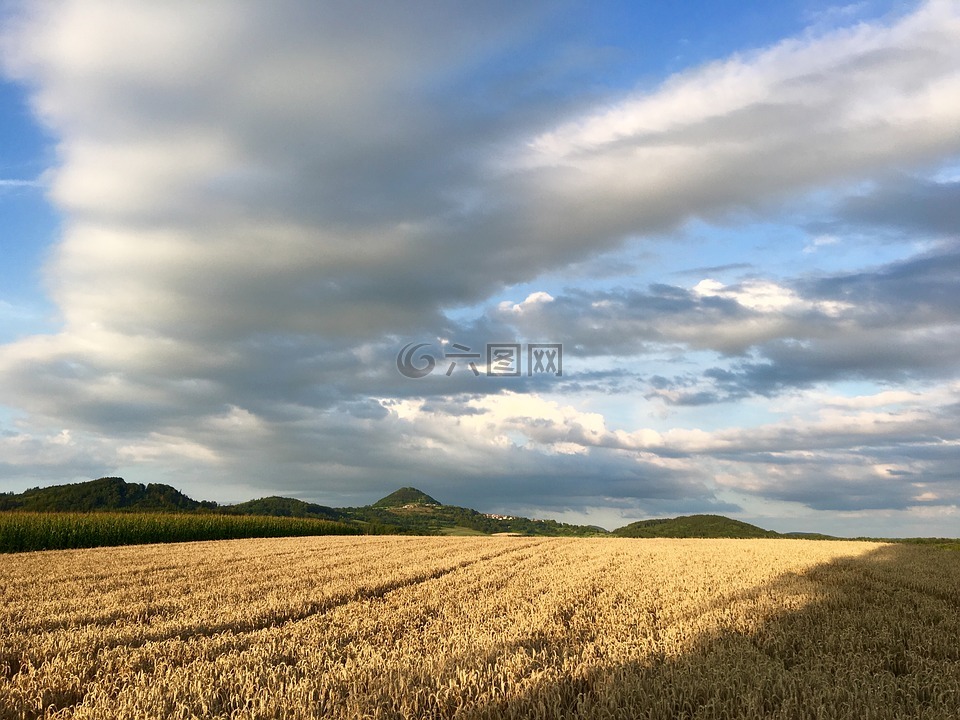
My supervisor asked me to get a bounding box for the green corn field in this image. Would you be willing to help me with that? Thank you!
[0,512,359,553]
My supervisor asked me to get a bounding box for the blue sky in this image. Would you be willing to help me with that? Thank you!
[1,0,959,536]
[0,77,57,334]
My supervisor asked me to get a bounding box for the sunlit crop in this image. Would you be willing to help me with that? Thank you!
[2,537,957,719]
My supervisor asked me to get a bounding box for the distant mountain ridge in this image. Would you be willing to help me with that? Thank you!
[0,477,820,538]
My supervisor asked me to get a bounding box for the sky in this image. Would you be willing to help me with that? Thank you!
[1,0,959,537]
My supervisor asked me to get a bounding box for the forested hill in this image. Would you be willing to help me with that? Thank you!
[0,477,209,512]
[612,514,780,539]
[372,487,441,507]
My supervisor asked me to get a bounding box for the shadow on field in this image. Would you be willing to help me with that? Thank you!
[472,543,960,720]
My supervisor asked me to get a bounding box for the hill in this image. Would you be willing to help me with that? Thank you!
[227,496,343,521]
[782,531,838,540]
[343,500,605,537]
[372,487,441,508]
[1,478,817,540]
[0,479,605,537]
[0,477,207,513]
[612,514,779,539]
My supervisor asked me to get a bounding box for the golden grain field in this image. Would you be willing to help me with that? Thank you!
[1,536,958,719]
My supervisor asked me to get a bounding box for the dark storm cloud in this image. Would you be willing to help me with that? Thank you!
[833,176,960,237]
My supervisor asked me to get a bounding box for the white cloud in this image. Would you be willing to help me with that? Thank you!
[692,278,852,315]
[498,291,555,314]
[0,178,42,189]
[803,234,839,253]
[522,1,960,169]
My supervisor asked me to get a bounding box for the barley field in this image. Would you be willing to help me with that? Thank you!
[1,537,958,719]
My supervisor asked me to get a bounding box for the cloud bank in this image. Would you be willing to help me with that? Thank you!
[1,0,958,534]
